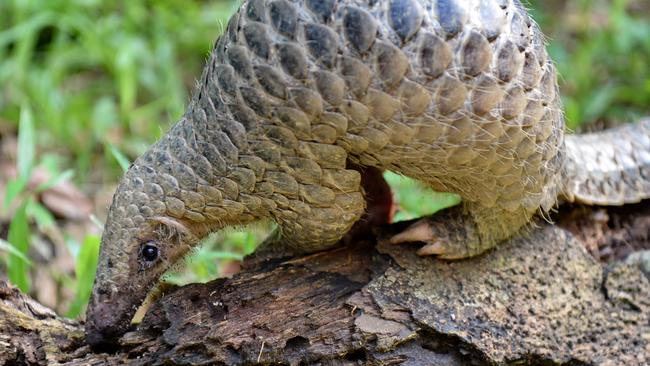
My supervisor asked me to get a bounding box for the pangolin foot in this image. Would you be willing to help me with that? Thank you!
[388,206,483,260]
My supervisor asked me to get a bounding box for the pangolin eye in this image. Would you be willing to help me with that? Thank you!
[141,242,159,262]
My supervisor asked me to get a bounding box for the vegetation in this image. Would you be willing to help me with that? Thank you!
[529,0,650,130]
[1,0,649,317]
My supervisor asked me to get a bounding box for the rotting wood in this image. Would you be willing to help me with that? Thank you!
[1,202,649,365]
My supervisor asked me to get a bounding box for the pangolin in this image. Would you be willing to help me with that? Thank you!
[85,0,650,346]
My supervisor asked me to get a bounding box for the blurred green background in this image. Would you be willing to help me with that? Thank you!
[1,0,649,318]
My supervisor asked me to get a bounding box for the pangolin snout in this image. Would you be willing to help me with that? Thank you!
[85,289,138,348]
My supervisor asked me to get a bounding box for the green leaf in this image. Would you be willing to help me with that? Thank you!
[108,144,131,172]
[67,234,100,318]
[0,238,32,265]
[17,105,36,182]
[0,12,55,49]
[583,85,617,123]
[26,200,56,230]
[6,203,31,293]
[115,39,139,117]
[195,251,244,262]
[35,169,75,193]
[3,177,27,210]
[384,171,460,222]
[222,231,259,255]
[242,231,260,255]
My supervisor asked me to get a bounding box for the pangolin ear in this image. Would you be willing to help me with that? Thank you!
[147,216,196,242]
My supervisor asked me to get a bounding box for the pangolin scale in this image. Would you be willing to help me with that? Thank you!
[85,0,650,346]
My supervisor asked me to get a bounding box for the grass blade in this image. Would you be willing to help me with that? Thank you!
[383,171,461,222]
[35,169,75,193]
[3,178,27,210]
[17,105,36,182]
[108,144,131,173]
[6,203,31,293]
[67,234,100,318]
[26,200,56,230]
[197,251,244,261]
[0,238,32,265]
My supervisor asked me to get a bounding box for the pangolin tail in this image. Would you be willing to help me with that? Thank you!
[563,119,650,205]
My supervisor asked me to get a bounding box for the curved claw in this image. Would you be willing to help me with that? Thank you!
[415,241,445,256]
[389,220,434,245]
[432,247,470,260]
[389,219,469,259]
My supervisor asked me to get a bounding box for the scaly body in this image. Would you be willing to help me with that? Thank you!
[85,0,650,346]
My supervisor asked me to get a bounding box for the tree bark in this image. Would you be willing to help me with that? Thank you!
[1,202,649,365]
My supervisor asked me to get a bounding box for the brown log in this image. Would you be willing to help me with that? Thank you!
[1,202,649,365]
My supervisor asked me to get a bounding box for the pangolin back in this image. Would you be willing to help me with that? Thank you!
[179,0,566,247]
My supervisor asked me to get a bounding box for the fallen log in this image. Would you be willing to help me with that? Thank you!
[1,202,649,365]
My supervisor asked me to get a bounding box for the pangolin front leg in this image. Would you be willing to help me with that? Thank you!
[390,204,534,259]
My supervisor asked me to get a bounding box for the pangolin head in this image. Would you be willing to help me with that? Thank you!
[85,146,208,347]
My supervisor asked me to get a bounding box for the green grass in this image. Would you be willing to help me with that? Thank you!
[529,0,650,129]
[0,0,240,178]
[66,234,100,318]
[384,171,461,222]
[1,0,649,317]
